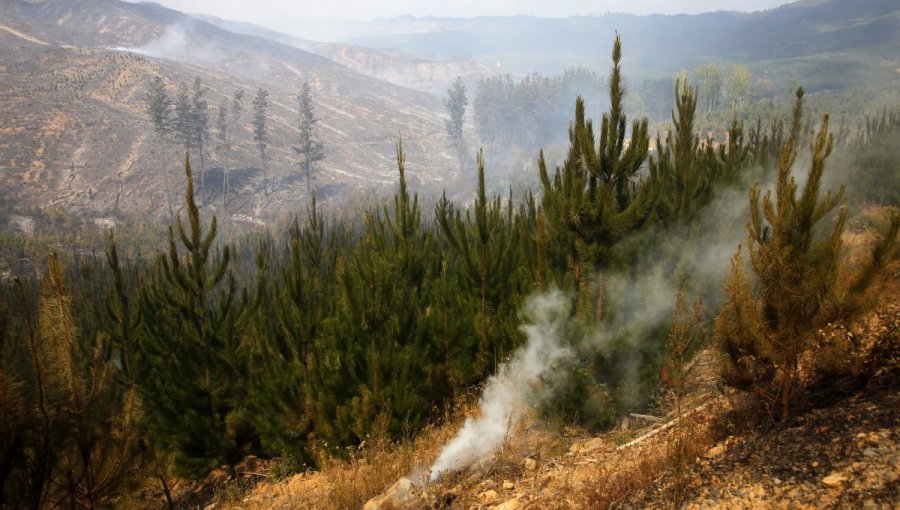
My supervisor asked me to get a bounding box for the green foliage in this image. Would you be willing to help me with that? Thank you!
[436,150,525,375]
[539,34,652,320]
[134,156,250,476]
[146,76,171,138]
[246,198,336,468]
[312,142,438,447]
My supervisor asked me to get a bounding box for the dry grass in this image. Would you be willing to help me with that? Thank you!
[318,414,451,509]
[219,399,477,509]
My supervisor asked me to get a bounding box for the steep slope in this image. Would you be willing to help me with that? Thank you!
[0,0,458,220]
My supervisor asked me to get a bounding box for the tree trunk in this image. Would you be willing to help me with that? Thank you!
[161,138,174,221]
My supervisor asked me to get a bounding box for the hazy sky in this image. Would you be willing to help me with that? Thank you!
[142,1,794,22]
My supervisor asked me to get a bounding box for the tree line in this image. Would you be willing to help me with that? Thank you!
[145,78,326,215]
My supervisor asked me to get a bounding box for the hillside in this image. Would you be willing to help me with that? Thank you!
[194,14,494,95]
[0,0,458,221]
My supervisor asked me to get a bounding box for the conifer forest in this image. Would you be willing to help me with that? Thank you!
[1,1,899,508]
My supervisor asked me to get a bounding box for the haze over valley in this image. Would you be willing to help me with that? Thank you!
[1,0,897,225]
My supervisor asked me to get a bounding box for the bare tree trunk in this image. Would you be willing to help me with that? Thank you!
[161,137,174,221]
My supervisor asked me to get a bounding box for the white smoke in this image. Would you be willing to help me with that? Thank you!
[428,289,572,481]
[426,164,779,482]
[108,21,225,64]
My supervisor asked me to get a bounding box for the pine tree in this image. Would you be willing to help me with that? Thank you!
[135,155,250,476]
[251,88,270,196]
[715,88,897,421]
[539,34,652,321]
[41,254,142,508]
[649,79,706,224]
[173,85,193,152]
[709,111,751,186]
[443,76,468,171]
[294,82,325,197]
[191,78,210,202]
[218,89,244,211]
[312,141,437,447]
[2,257,141,507]
[247,197,337,468]
[146,76,174,219]
[436,149,521,374]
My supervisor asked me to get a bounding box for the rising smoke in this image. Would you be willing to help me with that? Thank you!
[426,164,771,481]
[428,289,573,481]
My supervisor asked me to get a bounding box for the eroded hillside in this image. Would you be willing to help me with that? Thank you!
[0,0,459,221]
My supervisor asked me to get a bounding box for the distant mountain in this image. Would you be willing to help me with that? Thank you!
[269,0,899,89]
[0,0,459,221]
[195,14,493,95]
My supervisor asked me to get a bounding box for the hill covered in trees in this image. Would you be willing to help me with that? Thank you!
[1,28,898,507]
[1,1,899,508]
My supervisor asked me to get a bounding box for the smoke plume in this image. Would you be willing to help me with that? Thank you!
[428,289,572,481]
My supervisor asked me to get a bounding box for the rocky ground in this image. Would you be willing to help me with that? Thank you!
[622,390,899,509]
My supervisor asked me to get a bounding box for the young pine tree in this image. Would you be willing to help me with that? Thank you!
[312,142,438,448]
[135,155,250,476]
[436,149,522,375]
[715,88,898,421]
[539,34,652,322]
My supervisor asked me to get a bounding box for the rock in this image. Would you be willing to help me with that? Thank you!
[706,444,725,458]
[821,473,848,488]
[502,480,515,490]
[8,215,34,237]
[480,489,499,504]
[491,497,522,510]
[524,458,537,471]
[583,437,606,453]
[363,477,425,510]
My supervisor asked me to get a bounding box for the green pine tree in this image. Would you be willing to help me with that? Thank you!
[539,34,653,322]
[135,155,250,476]
[436,149,522,374]
[294,82,325,197]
